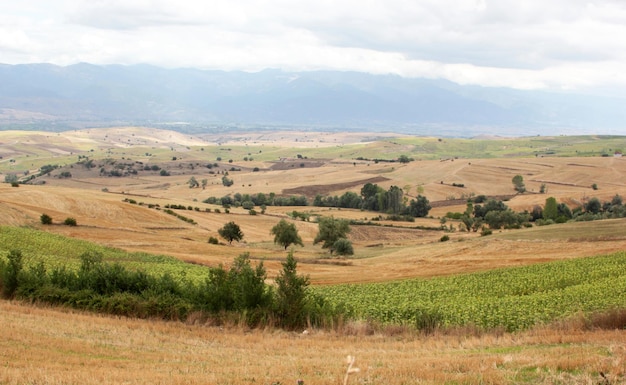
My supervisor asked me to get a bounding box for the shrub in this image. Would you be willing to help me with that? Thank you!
[480,227,492,236]
[64,217,77,226]
[440,235,450,242]
[333,238,354,256]
[208,236,219,245]
[40,213,53,225]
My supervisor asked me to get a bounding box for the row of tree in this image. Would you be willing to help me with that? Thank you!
[204,193,308,208]
[203,183,431,217]
[449,194,626,231]
[313,183,432,217]
[0,249,333,330]
[218,217,353,255]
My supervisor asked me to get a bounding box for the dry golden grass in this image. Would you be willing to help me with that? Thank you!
[1,300,624,385]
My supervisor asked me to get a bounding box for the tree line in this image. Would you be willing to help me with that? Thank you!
[446,194,626,232]
[203,182,431,218]
[313,182,431,217]
[0,249,337,330]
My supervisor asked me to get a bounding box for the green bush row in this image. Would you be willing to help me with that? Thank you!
[0,249,340,330]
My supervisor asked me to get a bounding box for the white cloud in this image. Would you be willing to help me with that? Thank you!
[2,0,626,92]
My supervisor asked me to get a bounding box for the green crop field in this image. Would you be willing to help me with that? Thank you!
[313,252,626,331]
[0,226,211,283]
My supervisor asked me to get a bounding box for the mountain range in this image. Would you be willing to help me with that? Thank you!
[1,63,625,137]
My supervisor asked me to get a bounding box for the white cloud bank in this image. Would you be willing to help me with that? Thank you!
[1,0,626,92]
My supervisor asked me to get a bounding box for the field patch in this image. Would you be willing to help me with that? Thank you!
[282,176,389,198]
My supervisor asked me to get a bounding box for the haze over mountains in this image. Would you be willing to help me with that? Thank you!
[1,63,625,137]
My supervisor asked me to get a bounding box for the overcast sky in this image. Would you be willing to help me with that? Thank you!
[2,0,626,92]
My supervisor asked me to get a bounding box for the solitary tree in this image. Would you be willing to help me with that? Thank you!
[271,219,304,250]
[40,213,53,225]
[218,221,244,244]
[188,176,199,188]
[3,174,18,184]
[512,174,526,193]
[313,216,350,254]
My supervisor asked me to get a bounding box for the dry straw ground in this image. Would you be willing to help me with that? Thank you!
[1,300,625,385]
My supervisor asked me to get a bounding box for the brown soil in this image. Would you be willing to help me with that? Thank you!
[283,176,389,198]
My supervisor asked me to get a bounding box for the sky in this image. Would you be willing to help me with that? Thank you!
[2,0,626,93]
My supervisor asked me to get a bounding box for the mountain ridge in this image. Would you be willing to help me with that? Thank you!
[1,63,625,137]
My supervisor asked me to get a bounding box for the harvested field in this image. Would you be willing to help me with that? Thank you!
[282,176,389,198]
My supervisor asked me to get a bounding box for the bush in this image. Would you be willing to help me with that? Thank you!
[40,213,53,225]
[333,238,354,256]
[480,227,492,236]
[208,236,219,245]
[64,217,77,226]
[440,235,450,242]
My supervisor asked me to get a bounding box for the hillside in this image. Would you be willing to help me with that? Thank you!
[2,128,626,284]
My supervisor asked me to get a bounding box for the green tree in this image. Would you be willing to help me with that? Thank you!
[398,155,412,163]
[406,195,431,217]
[4,173,18,184]
[188,176,199,188]
[228,253,269,311]
[274,251,310,328]
[218,221,244,244]
[40,213,53,225]
[201,179,208,189]
[512,174,526,193]
[271,219,304,250]
[333,238,354,256]
[386,185,404,214]
[585,197,602,214]
[0,249,23,298]
[313,216,351,254]
[543,197,558,221]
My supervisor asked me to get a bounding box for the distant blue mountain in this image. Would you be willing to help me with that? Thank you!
[1,63,624,136]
